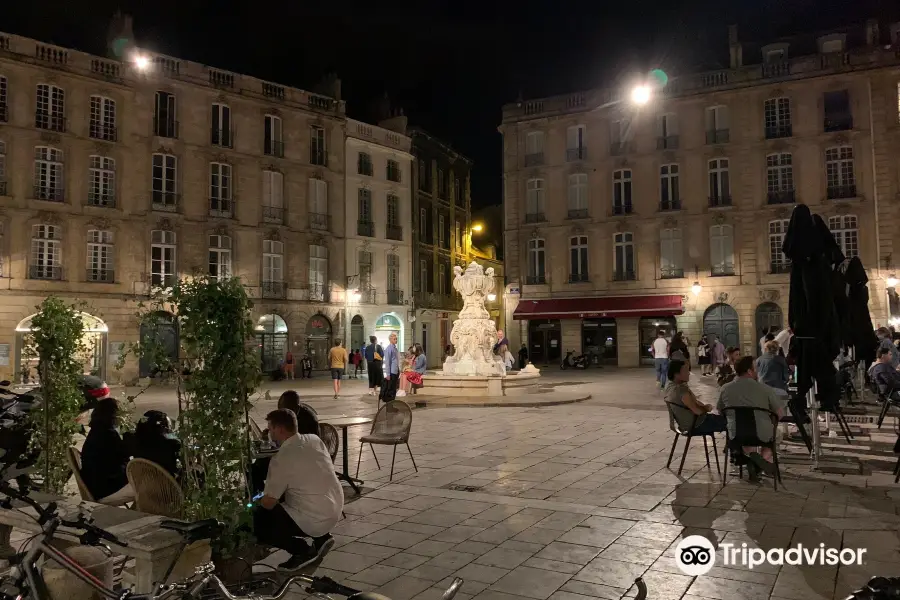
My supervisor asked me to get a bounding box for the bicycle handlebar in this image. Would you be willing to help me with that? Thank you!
[842,576,900,600]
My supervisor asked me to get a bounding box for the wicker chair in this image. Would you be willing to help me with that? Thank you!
[318,423,339,463]
[355,400,418,481]
[126,458,184,517]
[67,447,95,502]
[249,417,264,441]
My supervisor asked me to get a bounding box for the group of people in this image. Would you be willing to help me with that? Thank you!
[651,331,727,389]
[280,352,313,380]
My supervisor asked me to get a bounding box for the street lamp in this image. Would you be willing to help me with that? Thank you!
[487,293,497,302]
[472,223,484,233]
[888,274,898,289]
[690,266,702,296]
[132,53,150,72]
[630,85,651,106]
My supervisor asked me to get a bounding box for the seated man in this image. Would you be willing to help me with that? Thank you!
[665,359,727,435]
[716,347,741,387]
[868,346,900,398]
[254,408,342,571]
[717,356,786,480]
[252,391,319,493]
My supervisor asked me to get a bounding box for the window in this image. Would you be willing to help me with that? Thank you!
[438,263,447,295]
[386,194,400,227]
[823,90,852,132]
[264,114,283,157]
[310,126,326,166]
[455,221,461,250]
[358,250,373,291]
[154,91,177,138]
[33,146,64,202]
[613,169,632,214]
[825,146,856,199]
[419,207,430,243]
[828,215,859,259]
[526,178,545,221]
[209,162,233,217]
[357,152,373,176]
[417,159,431,192]
[659,164,680,210]
[656,114,679,149]
[86,230,113,282]
[387,253,400,292]
[769,220,791,273]
[438,215,448,248]
[89,96,116,141]
[208,235,232,280]
[897,82,900,125]
[438,169,447,198]
[358,188,372,221]
[262,170,284,222]
[710,224,735,276]
[88,156,115,207]
[387,159,401,182]
[454,177,462,205]
[0,76,7,122]
[31,224,61,280]
[35,84,65,132]
[525,131,544,165]
[766,153,794,203]
[0,140,6,195]
[150,230,176,288]
[308,178,328,230]
[567,173,588,218]
[705,105,730,143]
[660,229,683,279]
[708,158,730,206]
[822,39,843,53]
[419,259,429,293]
[211,103,232,147]
[527,238,546,284]
[611,119,631,144]
[262,239,283,283]
[567,125,586,160]
[569,236,589,282]
[614,233,635,280]
[764,97,792,138]
[152,154,178,208]
[309,244,327,300]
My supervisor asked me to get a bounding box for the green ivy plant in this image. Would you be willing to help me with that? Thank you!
[22,297,89,494]
[120,277,261,557]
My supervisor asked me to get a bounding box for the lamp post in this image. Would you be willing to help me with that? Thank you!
[691,266,702,297]
[344,275,361,345]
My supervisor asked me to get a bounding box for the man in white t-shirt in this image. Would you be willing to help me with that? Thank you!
[651,330,670,389]
[254,408,343,571]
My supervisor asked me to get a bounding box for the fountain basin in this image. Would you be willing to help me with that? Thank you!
[414,368,542,397]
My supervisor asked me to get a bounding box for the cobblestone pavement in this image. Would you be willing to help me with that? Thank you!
[242,369,900,600]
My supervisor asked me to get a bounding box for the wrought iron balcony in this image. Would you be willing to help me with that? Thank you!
[659,200,681,211]
[264,139,285,158]
[711,265,735,277]
[358,287,377,304]
[261,280,286,299]
[88,192,115,208]
[30,265,62,280]
[613,270,636,282]
[357,220,375,237]
[35,111,65,132]
[612,203,633,216]
[310,213,329,231]
[709,194,732,208]
[87,268,114,283]
[524,212,546,224]
[306,283,329,302]
[524,153,544,167]
[211,128,235,148]
[262,206,284,223]
[151,192,180,211]
[767,189,796,205]
[765,124,792,139]
[525,275,546,285]
[706,129,730,144]
[387,289,404,305]
[824,115,853,132]
[770,262,791,275]
[660,268,684,279]
[208,200,233,219]
[656,135,679,150]
[310,148,327,167]
[33,185,64,202]
[567,208,589,219]
[827,184,857,200]
[566,147,587,161]
[386,225,403,241]
[150,273,177,289]
[153,117,179,139]
[569,273,589,283]
[89,122,117,142]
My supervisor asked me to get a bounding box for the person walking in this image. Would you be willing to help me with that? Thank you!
[697,335,711,376]
[364,336,384,396]
[710,335,726,376]
[380,333,401,403]
[284,350,295,380]
[353,349,363,378]
[651,330,669,389]
[328,340,348,399]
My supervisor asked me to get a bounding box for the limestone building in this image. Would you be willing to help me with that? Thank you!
[500,20,900,367]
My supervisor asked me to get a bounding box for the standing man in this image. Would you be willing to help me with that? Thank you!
[364,336,384,396]
[651,330,669,389]
[381,333,400,403]
[328,340,348,399]
[283,349,295,380]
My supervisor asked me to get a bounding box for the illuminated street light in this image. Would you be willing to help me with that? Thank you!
[472,223,484,233]
[133,54,150,71]
[691,281,702,296]
[487,293,497,302]
[888,274,898,288]
[631,85,651,106]
[350,289,361,302]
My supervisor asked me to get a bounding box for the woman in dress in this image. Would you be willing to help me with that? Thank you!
[697,335,711,376]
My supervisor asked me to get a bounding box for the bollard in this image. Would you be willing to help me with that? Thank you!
[41,545,113,600]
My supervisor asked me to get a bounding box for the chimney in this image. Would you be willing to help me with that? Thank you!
[865,19,880,46]
[314,73,342,101]
[107,11,135,60]
[379,108,408,135]
[728,25,743,68]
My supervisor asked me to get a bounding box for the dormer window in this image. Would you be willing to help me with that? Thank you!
[762,43,789,63]
[821,39,843,54]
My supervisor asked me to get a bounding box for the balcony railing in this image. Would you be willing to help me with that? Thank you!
[35,112,65,132]
[763,60,791,78]
[262,206,284,223]
[709,194,732,208]
[660,268,684,279]
[612,203,633,216]
[609,142,633,156]
[261,280,287,299]
[310,213,329,231]
[613,270,636,282]
[264,139,285,158]
[525,275,546,285]
[150,273,177,289]
[208,200,233,219]
[765,124,792,139]
[706,129,730,144]
[153,117,179,139]
[569,273,589,283]
[827,184,857,200]
[34,185,64,202]
[767,189,796,205]
[567,208,589,219]
[152,192,181,211]
[566,147,587,161]
[88,192,115,208]
[211,128,235,148]
[0,181,8,196]
[358,287,377,304]
[387,289,404,305]
[304,283,328,302]
[86,268,114,283]
[386,225,403,241]
[310,148,327,167]
[824,115,853,132]
[524,153,544,167]
[659,200,681,211]
[711,265,735,276]
[29,265,62,280]
[524,212,546,224]
[357,220,375,237]
[89,122,117,142]
[656,135,679,150]
[0,104,7,122]
[770,262,791,274]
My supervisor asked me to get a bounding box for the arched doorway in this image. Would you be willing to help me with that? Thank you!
[755,302,784,353]
[138,311,178,379]
[15,312,110,383]
[375,314,403,350]
[306,314,332,370]
[350,315,365,355]
[528,319,561,366]
[255,314,288,373]
[703,303,740,349]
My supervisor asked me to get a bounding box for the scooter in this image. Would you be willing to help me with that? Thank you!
[560,351,589,370]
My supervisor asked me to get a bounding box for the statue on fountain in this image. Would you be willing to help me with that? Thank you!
[442,262,506,377]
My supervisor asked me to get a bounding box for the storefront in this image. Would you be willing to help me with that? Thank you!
[375,313,403,350]
[350,315,365,354]
[582,319,617,365]
[638,317,677,366]
[527,319,561,366]
[305,314,333,370]
[16,311,110,382]
[255,314,288,373]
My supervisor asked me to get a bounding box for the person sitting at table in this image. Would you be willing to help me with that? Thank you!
[124,410,182,478]
[868,346,900,399]
[664,359,727,437]
[252,390,320,491]
[81,398,134,504]
[254,407,342,571]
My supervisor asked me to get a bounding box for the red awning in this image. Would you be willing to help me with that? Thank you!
[512,295,684,320]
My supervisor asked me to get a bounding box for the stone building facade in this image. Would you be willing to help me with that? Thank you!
[0,31,348,382]
[500,20,900,368]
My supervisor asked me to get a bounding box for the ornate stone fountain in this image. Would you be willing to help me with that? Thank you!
[442,262,506,377]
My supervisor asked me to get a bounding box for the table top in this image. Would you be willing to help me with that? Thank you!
[325,416,373,428]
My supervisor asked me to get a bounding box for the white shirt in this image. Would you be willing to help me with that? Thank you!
[264,433,343,537]
[774,329,792,353]
[652,337,669,359]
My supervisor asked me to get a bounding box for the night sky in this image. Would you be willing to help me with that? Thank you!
[4,0,896,225]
